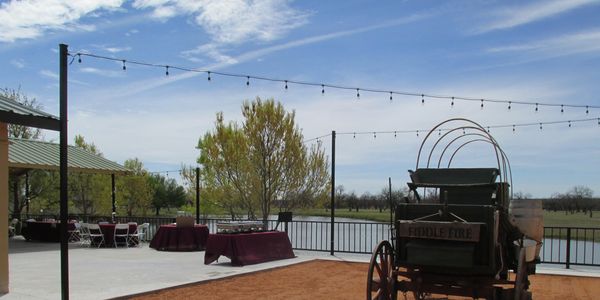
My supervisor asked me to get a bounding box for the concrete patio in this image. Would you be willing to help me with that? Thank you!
[1,237,598,299]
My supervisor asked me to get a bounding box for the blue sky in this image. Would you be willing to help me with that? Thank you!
[1,0,600,198]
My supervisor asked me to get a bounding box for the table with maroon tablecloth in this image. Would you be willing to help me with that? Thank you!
[96,223,137,247]
[21,221,76,242]
[149,224,209,251]
[204,231,295,266]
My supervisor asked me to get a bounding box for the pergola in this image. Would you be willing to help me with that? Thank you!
[8,137,130,216]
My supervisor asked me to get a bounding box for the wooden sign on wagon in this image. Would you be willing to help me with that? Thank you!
[398,220,482,242]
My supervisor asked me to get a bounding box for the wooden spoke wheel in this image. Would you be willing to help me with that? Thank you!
[367,240,396,300]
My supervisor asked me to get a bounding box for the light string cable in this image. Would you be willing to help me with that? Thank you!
[69,51,600,114]
[326,117,600,138]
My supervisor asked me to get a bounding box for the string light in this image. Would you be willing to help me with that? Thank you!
[438,129,441,136]
[586,106,589,114]
[207,71,211,81]
[480,99,484,109]
[416,130,419,137]
[321,84,325,95]
[284,80,288,90]
[451,97,455,107]
[353,132,356,139]
[389,92,393,102]
[508,101,512,110]
[487,126,490,133]
[356,88,360,99]
[539,123,543,130]
[246,76,250,86]
[394,131,397,138]
[69,51,600,113]
[568,120,571,128]
[373,132,376,138]
[561,104,564,113]
[513,125,515,133]
[122,60,126,71]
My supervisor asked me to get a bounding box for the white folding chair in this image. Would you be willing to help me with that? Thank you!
[68,222,80,242]
[8,218,19,237]
[78,223,91,246]
[128,223,149,247]
[114,223,129,248]
[87,224,105,248]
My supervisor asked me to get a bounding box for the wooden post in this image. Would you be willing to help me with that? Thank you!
[0,122,10,293]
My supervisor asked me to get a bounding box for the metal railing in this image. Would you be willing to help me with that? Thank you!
[15,214,599,267]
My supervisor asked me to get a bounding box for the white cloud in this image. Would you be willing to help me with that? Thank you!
[0,0,125,42]
[476,0,600,33]
[93,44,132,53]
[132,0,310,44]
[39,69,59,80]
[181,43,237,64]
[11,59,25,68]
[79,67,127,78]
[487,29,600,58]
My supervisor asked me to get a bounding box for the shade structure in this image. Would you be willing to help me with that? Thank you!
[8,138,129,175]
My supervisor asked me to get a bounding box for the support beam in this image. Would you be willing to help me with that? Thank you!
[195,167,200,224]
[59,43,70,300]
[0,122,10,293]
[330,130,335,256]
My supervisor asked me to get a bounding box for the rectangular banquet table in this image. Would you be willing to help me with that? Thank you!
[21,221,76,242]
[149,224,209,251]
[204,231,295,266]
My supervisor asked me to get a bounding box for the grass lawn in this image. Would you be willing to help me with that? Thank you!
[296,208,600,228]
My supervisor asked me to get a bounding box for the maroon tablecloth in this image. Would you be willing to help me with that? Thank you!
[21,221,76,242]
[149,224,209,251]
[204,231,295,266]
[97,223,137,247]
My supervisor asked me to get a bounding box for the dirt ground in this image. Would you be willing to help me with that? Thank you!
[125,260,600,300]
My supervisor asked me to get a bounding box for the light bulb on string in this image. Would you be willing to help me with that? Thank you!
[451,97,454,107]
[389,92,393,102]
[561,104,564,113]
[462,128,465,135]
[535,103,538,112]
[284,80,288,90]
[568,121,572,128]
[438,129,441,136]
[207,71,211,81]
[421,94,425,105]
[416,130,419,137]
[122,60,126,71]
[321,84,325,95]
[480,99,484,109]
[373,132,376,138]
[512,125,515,133]
[246,76,250,86]
[165,66,169,76]
[539,123,543,130]
[487,127,490,133]
[508,101,512,110]
[586,106,589,114]
[394,131,397,138]
[353,132,356,139]
[78,54,82,63]
[356,88,360,99]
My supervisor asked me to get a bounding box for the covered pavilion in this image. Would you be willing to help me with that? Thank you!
[1,93,129,296]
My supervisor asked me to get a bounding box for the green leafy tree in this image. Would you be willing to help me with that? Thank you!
[198,97,330,224]
[1,87,43,140]
[148,174,187,215]
[180,164,222,217]
[69,135,111,215]
[117,158,152,216]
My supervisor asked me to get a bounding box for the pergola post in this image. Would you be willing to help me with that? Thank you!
[0,122,10,293]
[330,130,335,256]
[59,43,70,300]
[195,167,200,224]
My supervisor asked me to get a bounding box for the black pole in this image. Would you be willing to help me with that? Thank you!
[59,43,69,300]
[25,171,29,217]
[389,177,393,228]
[111,174,116,215]
[330,130,335,256]
[195,167,200,224]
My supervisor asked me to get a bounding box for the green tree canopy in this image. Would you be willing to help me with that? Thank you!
[148,174,187,215]
[198,97,330,223]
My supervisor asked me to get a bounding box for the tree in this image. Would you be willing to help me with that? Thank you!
[1,87,43,139]
[117,158,152,216]
[69,135,111,215]
[148,174,187,215]
[198,98,330,224]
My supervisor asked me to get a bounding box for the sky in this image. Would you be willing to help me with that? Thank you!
[1,0,600,198]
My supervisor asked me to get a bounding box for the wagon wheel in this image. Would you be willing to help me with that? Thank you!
[367,240,397,300]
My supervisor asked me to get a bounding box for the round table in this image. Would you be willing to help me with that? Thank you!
[149,224,209,251]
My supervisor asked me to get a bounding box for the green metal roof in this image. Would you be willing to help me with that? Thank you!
[8,138,130,174]
[0,94,60,131]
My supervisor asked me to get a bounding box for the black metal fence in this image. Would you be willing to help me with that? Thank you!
[16,215,599,268]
